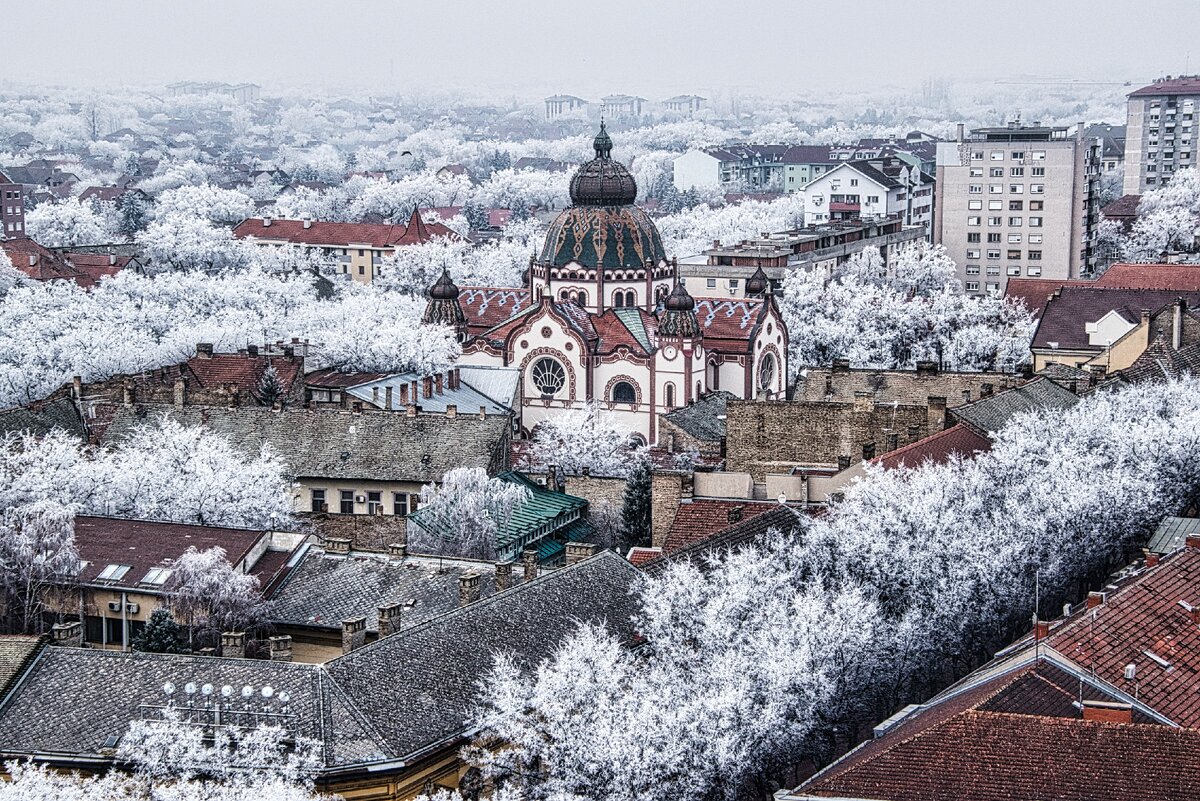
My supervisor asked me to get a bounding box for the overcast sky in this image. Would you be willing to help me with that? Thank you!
[6,0,1199,96]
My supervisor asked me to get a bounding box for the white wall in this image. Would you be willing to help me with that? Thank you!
[673,150,722,192]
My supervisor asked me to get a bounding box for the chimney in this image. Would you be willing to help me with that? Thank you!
[927,395,947,431]
[195,342,214,359]
[268,635,293,662]
[71,375,82,399]
[956,123,965,142]
[435,374,444,395]
[382,385,392,410]
[727,505,744,525]
[108,253,117,266]
[122,379,134,407]
[521,549,539,582]
[479,405,487,419]
[423,376,433,399]
[914,360,938,376]
[666,432,676,453]
[50,621,82,647]
[302,218,312,229]
[1086,591,1106,610]
[173,377,186,407]
[1187,533,1200,551]
[377,602,404,637]
[341,617,367,654]
[712,239,721,249]
[565,542,598,565]
[494,561,514,591]
[406,403,417,418]
[262,217,272,227]
[221,631,246,659]
[326,537,352,555]
[459,571,482,606]
[1179,599,1200,625]
[387,542,407,559]
[351,400,363,414]
[546,465,560,493]
[1034,619,1050,640]
[980,383,994,398]
[28,254,37,267]
[246,344,258,356]
[1174,298,1186,350]
[371,386,380,406]
[831,357,851,374]
[448,368,460,390]
[1144,549,1160,568]
[852,391,873,412]
[837,454,851,470]
[446,404,458,418]
[1081,700,1132,724]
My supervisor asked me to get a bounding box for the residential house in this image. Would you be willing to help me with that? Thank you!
[0,551,642,800]
[661,95,706,115]
[673,144,789,192]
[599,94,645,121]
[100,404,512,521]
[1100,193,1142,232]
[640,502,803,571]
[803,160,934,236]
[1085,122,1127,174]
[544,94,588,120]
[781,145,836,192]
[1123,75,1200,194]
[657,390,736,458]
[231,209,457,284]
[511,157,573,173]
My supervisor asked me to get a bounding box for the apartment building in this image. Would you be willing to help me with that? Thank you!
[676,215,926,295]
[1123,75,1200,194]
[0,170,26,239]
[935,123,1100,295]
[544,94,588,120]
[803,160,934,236]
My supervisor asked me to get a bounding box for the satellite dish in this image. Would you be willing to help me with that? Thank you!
[201,683,214,696]
[241,685,254,698]
[261,686,274,699]
[277,691,290,703]
[184,682,197,695]
[221,685,233,698]
[163,682,175,695]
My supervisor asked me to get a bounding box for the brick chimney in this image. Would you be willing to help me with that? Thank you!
[173,377,186,407]
[448,368,460,390]
[268,635,293,662]
[406,403,417,418]
[246,344,259,356]
[122,380,134,407]
[546,465,560,493]
[384,385,393,410]
[1086,591,1106,609]
[479,405,487,419]
[727,505,744,525]
[459,571,482,606]
[1188,534,1200,551]
[377,602,404,637]
[221,631,246,659]
[435,373,444,395]
[326,537,351,555]
[195,343,214,359]
[1034,619,1050,640]
[50,621,82,647]
[914,360,938,376]
[1144,549,1160,568]
[837,455,851,470]
[831,358,851,374]
[521,548,539,582]
[446,404,458,418]
[423,376,433,399]
[565,542,598,565]
[387,542,407,559]
[1081,700,1132,724]
[494,561,514,591]
[342,617,367,654]
[927,395,947,431]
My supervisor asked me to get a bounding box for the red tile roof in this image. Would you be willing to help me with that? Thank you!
[1100,193,1142,221]
[798,710,1200,801]
[1004,277,1090,318]
[663,500,776,554]
[184,351,302,396]
[73,516,269,592]
[694,298,766,341]
[626,547,662,566]
[1129,76,1200,97]
[1,238,86,283]
[231,209,456,248]
[1095,262,1200,292]
[873,423,992,470]
[303,367,392,389]
[62,253,132,287]
[1043,546,1200,727]
[458,287,533,333]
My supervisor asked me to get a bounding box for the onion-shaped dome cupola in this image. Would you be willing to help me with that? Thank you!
[658,281,700,338]
[568,122,638,207]
[422,267,467,330]
[745,266,771,297]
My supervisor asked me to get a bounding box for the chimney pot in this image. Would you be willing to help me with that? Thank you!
[268,635,293,662]
[446,404,457,418]
[377,602,404,637]
[1034,619,1050,640]
[1086,591,1106,609]
[221,631,246,659]
[459,571,482,606]
[1144,549,1160,568]
[387,542,408,558]
[1187,534,1200,551]
[521,549,539,582]
[326,537,352,554]
[494,561,514,591]
[341,617,368,654]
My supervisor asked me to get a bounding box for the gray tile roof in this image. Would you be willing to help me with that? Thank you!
[0,396,86,440]
[0,553,642,771]
[662,391,735,442]
[1147,517,1200,555]
[342,366,520,416]
[324,551,643,763]
[269,547,504,632]
[642,504,804,576]
[100,405,510,483]
[950,378,1079,434]
[0,636,45,700]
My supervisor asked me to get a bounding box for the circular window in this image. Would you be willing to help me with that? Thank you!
[540,326,552,339]
[612,381,636,404]
[531,358,566,396]
[758,353,776,391]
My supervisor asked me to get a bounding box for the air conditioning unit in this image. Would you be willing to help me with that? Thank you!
[107,601,122,612]
[125,603,139,614]
[355,495,366,504]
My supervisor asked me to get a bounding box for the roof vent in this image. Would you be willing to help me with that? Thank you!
[1124,663,1137,681]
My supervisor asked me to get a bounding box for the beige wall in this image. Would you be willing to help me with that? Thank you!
[296,478,426,515]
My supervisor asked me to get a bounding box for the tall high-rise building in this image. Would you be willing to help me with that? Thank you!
[934,123,1100,295]
[1123,75,1200,195]
[0,170,25,240]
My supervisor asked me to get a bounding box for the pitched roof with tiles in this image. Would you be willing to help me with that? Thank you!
[1129,75,1200,97]
[1003,277,1090,318]
[458,287,533,333]
[873,423,992,470]
[646,504,805,575]
[1,237,86,283]
[694,298,767,341]
[662,500,778,555]
[1100,193,1142,220]
[232,210,456,249]
[950,377,1078,434]
[1109,335,1200,385]
[0,395,85,440]
[0,636,45,701]
[1032,287,1200,351]
[100,405,510,484]
[662,391,736,442]
[1095,262,1200,291]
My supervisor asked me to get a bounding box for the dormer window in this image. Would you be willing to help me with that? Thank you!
[141,567,173,585]
[97,564,131,581]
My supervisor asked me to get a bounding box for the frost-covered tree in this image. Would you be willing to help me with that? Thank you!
[523,402,634,477]
[1119,167,1200,260]
[462,200,490,231]
[408,468,530,561]
[136,215,247,273]
[130,608,183,653]
[24,199,112,246]
[116,190,152,237]
[156,184,255,224]
[0,248,25,298]
[255,364,285,405]
[168,546,267,643]
[0,501,79,635]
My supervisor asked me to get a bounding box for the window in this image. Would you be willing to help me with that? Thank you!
[986,282,1000,293]
[1031,166,1045,177]
[850,178,858,186]
[141,567,172,585]
[1031,151,1046,161]
[968,200,982,210]
[1007,249,1021,260]
[311,488,326,513]
[1009,184,1024,194]
[358,265,365,275]
[612,381,636,404]
[1028,234,1043,244]
[965,265,980,275]
[729,279,739,288]
[97,564,131,581]
[988,216,1002,226]
[1029,216,1043,227]
[967,216,981,226]
[988,200,1003,211]
[577,290,589,306]
[971,151,984,161]
[967,233,981,243]
[665,383,676,408]
[989,184,1003,194]
[987,233,1001,243]
[965,281,980,292]
[1007,266,1021,276]
[1028,250,1042,260]
[966,249,981,259]
[990,167,1004,177]
[340,490,354,515]
[1028,266,1042,277]
[1008,234,1023,244]
[987,265,1000,276]
[1009,217,1023,226]
[758,353,776,392]
[970,167,984,177]
[367,491,382,515]
[393,492,409,517]
[1011,151,1025,161]
[1030,184,1045,194]
[1029,200,1044,211]
[1009,200,1024,210]
[706,278,717,289]
[969,184,983,194]
[987,249,1001,260]
[866,194,879,203]
[990,150,1004,160]
[532,358,567,395]
[357,249,364,257]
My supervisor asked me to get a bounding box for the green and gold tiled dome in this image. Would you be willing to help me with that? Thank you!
[538,124,667,270]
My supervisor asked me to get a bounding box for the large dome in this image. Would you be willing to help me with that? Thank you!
[539,124,666,270]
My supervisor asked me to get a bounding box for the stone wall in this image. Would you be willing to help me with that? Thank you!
[725,398,936,481]
[656,415,723,458]
[650,471,688,549]
[794,363,1019,407]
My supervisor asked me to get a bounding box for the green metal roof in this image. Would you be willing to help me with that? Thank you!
[613,307,653,352]
[535,517,596,561]
[1147,516,1200,554]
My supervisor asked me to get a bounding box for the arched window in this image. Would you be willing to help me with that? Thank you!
[624,290,637,307]
[531,358,566,396]
[559,289,569,300]
[655,286,669,306]
[664,383,676,408]
[613,290,625,308]
[576,290,588,306]
[695,381,702,400]
[758,353,776,393]
[612,381,637,404]
[709,360,720,390]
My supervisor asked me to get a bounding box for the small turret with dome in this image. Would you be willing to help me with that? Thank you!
[745,266,771,297]
[421,267,467,337]
[657,281,701,338]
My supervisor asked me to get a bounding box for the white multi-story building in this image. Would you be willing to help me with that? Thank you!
[802,160,934,237]
[1124,76,1200,194]
[934,123,1100,295]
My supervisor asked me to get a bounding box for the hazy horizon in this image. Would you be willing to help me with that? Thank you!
[5,0,1199,97]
